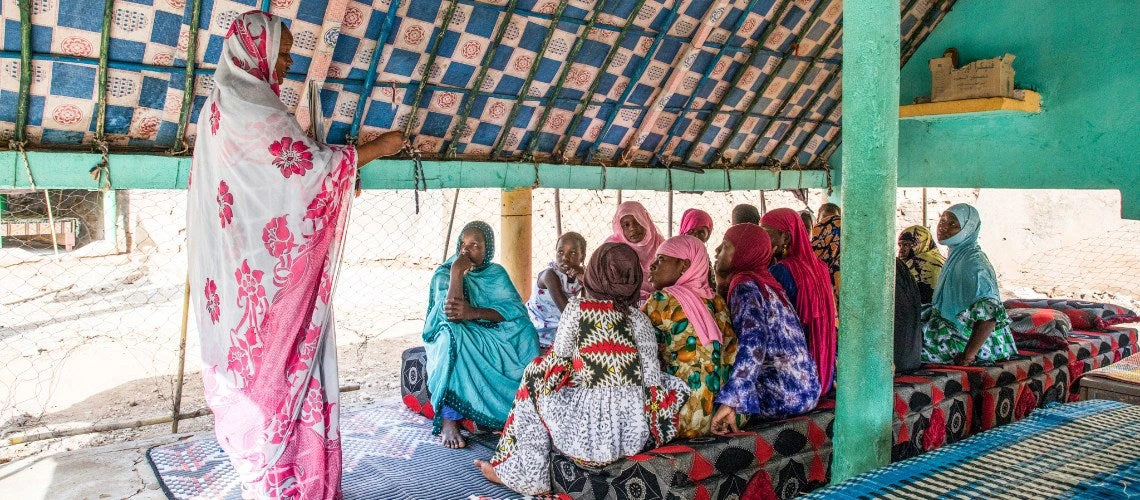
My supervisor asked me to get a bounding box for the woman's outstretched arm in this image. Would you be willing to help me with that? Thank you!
[356,130,405,167]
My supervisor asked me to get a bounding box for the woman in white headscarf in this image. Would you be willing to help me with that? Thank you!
[921,204,1018,366]
[187,10,402,498]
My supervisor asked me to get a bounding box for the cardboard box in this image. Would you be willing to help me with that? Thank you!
[929,49,1016,102]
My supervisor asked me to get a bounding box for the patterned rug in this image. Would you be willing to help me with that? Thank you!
[1084,352,1140,384]
[145,400,520,500]
[804,400,1140,499]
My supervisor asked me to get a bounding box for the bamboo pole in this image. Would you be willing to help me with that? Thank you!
[171,274,191,433]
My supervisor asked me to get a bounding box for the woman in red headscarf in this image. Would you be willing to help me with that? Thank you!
[187,10,401,498]
[605,201,665,302]
[709,224,820,434]
[759,208,838,400]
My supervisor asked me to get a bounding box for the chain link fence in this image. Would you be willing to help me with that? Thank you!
[2,186,1137,461]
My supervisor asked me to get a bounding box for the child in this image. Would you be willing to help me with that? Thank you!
[526,232,587,347]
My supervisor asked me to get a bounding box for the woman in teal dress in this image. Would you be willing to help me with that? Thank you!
[423,221,540,448]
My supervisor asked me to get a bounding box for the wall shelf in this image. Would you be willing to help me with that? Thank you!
[900,90,1041,120]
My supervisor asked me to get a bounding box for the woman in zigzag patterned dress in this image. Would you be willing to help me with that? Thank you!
[475,242,691,495]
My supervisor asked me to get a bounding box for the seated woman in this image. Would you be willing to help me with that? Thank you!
[476,243,689,495]
[606,201,665,303]
[898,225,945,305]
[679,208,714,243]
[710,224,820,432]
[811,203,842,296]
[645,235,736,438]
[761,208,838,399]
[423,221,540,448]
[526,232,587,347]
[922,204,1018,365]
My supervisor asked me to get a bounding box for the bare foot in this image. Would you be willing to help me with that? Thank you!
[474,459,502,485]
[441,419,467,448]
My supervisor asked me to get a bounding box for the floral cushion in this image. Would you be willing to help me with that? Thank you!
[1004,299,1139,331]
[1008,308,1072,350]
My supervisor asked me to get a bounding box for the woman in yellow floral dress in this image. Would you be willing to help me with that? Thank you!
[645,235,737,438]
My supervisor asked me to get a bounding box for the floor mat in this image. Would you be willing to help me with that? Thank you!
[145,400,518,500]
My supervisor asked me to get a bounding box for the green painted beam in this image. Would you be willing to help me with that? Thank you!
[832,0,898,484]
[0,151,826,192]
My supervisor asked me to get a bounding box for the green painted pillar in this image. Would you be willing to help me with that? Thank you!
[832,0,899,483]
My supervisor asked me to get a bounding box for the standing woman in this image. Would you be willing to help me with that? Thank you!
[811,203,842,297]
[760,208,838,399]
[606,201,666,303]
[898,225,945,305]
[187,11,402,498]
[922,204,1018,365]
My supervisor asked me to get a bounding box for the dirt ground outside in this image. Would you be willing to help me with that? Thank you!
[0,187,1137,496]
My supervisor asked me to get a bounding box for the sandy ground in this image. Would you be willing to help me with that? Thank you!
[1,188,1138,498]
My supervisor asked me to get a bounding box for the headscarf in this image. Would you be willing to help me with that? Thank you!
[451,220,495,271]
[678,209,713,238]
[899,225,944,292]
[584,243,644,310]
[761,208,837,396]
[606,201,665,297]
[656,235,722,344]
[932,204,1001,331]
[811,213,842,292]
[722,224,785,303]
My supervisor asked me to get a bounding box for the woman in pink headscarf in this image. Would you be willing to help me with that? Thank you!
[645,235,736,437]
[606,201,665,302]
[760,208,838,400]
[187,11,401,498]
[678,208,714,243]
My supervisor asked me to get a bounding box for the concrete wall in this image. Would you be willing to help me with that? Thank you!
[833,0,1140,218]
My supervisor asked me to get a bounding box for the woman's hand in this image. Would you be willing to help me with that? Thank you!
[356,130,405,167]
[445,298,475,322]
[451,252,475,278]
[953,352,977,366]
[710,405,739,435]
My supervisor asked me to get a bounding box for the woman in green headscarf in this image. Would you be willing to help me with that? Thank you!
[921,204,1017,365]
[423,221,540,448]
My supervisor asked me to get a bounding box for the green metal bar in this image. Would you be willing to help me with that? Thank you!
[710,0,833,166]
[13,0,32,143]
[442,0,523,158]
[584,0,684,163]
[728,13,842,166]
[347,0,402,143]
[490,0,572,159]
[402,0,461,138]
[521,0,610,160]
[173,0,204,153]
[0,150,828,191]
[261,0,271,11]
[652,0,766,166]
[552,0,650,159]
[678,0,796,166]
[94,0,115,140]
[832,0,899,483]
[102,190,118,251]
[783,0,924,164]
[777,74,840,163]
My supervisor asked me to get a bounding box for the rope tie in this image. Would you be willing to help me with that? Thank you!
[89,140,112,192]
[405,139,425,214]
[11,140,36,190]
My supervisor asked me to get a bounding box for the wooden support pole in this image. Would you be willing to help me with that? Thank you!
[501,187,533,301]
[171,275,190,433]
[554,188,562,236]
[833,0,899,483]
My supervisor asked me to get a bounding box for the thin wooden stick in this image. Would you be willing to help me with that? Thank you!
[554,188,562,236]
[442,188,460,262]
[171,274,191,433]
